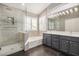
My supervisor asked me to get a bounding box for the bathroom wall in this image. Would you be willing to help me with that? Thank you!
[39,10,47,31]
[65,18,79,32]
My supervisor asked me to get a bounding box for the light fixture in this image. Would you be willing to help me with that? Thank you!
[70,9,73,13]
[66,10,69,14]
[62,12,66,15]
[59,12,62,15]
[74,7,78,12]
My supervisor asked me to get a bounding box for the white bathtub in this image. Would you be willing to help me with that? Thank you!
[24,36,43,51]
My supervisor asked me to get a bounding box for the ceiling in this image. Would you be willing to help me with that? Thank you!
[3,3,61,15]
[26,3,50,14]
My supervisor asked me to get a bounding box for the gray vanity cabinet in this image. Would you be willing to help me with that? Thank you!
[43,33,79,56]
[69,41,79,55]
[52,35,60,49]
[43,34,52,47]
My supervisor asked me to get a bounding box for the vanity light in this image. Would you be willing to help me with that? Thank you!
[66,10,69,14]
[74,7,78,12]
[62,12,66,15]
[59,12,62,15]
[70,9,73,13]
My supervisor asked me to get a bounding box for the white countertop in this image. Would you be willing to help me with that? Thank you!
[44,31,79,37]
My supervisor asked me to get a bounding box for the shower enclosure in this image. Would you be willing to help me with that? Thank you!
[0,4,25,55]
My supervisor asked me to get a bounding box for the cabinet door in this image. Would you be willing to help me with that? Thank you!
[60,39,69,53]
[46,34,52,47]
[43,34,52,47]
[43,38,47,45]
[52,35,60,49]
[69,41,79,55]
[52,41,59,49]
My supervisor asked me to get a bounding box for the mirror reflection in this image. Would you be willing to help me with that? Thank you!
[48,5,79,32]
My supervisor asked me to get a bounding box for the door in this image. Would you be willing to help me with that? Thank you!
[46,34,52,47]
[43,34,52,47]
[60,39,69,53]
[52,35,60,49]
[69,41,79,55]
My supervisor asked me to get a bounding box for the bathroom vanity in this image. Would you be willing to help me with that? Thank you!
[43,31,79,56]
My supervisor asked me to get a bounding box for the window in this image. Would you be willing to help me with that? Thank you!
[26,16,32,31]
[48,19,55,30]
[26,16,38,31]
[32,17,37,31]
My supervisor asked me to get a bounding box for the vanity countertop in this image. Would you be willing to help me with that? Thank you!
[44,31,79,37]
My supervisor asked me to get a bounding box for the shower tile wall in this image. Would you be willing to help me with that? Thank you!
[0,4,25,47]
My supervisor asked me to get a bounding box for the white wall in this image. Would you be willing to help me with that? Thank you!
[65,18,79,32]
[39,11,47,31]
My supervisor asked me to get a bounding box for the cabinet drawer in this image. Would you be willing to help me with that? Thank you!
[60,36,70,40]
[43,34,51,39]
[52,35,59,38]
[53,38,59,42]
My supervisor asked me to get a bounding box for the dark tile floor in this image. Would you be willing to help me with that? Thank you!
[9,45,69,56]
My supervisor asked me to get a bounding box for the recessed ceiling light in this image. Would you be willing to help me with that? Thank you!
[70,9,73,13]
[66,10,69,14]
[74,7,78,12]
